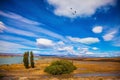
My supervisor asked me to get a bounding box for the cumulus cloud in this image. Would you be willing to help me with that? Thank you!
[0,21,7,32]
[36,38,96,56]
[92,26,103,33]
[36,38,55,49]
[92,47,98,50]
[103,30,117,41]
[67,36,100,44]
[47,0,116,18]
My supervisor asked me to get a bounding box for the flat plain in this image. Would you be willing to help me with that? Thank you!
[0,56,120,80]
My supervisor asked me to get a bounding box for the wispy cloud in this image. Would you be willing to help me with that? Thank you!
[0,40,32,53]
[0,35,36,47]
[0,11,40,25]
[9,27,38,37]
[36,27,66,41]
[3,18,66,41]
[6,27,39,37]
[112,37,120,47]
[86,52,94,54]
[47,0,116,18]
[103,29,117,41]
[67,36,100,44]
[0,21,7,33]
[0,22,39,37]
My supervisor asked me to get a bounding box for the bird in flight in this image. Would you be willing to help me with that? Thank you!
[70,8,77,15]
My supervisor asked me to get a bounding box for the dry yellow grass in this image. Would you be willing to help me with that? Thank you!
[73,61,120,74]
[0,58,120,73]
[0,57,120,80]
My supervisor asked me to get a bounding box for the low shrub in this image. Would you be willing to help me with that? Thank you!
[44,60,77,75]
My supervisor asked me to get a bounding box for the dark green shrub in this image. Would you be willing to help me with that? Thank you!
[23,51,29,69]
[44,60,77,75]
[23,51,35,69]
[30,51,34,68]
[44,65,63,75]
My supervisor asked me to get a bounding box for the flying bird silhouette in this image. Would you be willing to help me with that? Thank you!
[70,8,77,15]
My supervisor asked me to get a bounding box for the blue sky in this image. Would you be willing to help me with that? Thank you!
[0,0,120,57]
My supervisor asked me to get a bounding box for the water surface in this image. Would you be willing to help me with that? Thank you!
[0,56,38,65]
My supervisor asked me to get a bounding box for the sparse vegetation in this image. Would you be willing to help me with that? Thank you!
[44,60,77,75]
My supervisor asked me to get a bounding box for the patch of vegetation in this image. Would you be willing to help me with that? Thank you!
[44,60,77,75]
[23,51,35,69]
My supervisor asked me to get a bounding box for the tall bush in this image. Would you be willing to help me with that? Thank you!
[30,51,34,68]
[23,51,29,68]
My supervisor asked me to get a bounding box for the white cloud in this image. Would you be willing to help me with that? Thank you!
[0,11,40,25]
[77,47,94,54]
[36,38,96,56]
[0,40,30,49]
[57,46,75,54]
[36,38,55,49]
[6,27,38,37]
[47,0,116,18]
[0,40,32,53]
[81,48,89,53]
[67,36,100,44]
[0,21,7,32]
[103,30,117,41]
[57,41,65,45]
[2,17,66,42]
[77,47,81,51]
[36,27,66,42]
[92,26,103,33]
[92,47,98,50]
[0,22,38,37]
[0,35,36,47]
[86,52,94,54]
[57,46,73,51]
